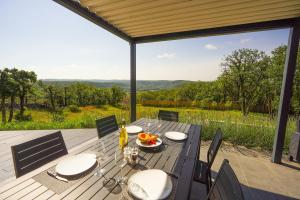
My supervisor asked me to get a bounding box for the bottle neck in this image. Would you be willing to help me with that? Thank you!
[121,119,126,128]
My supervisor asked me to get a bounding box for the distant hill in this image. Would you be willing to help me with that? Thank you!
[41,79,193,91]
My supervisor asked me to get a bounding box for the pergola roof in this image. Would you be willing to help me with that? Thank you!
[54,0,300,164]
[56,0,300,43]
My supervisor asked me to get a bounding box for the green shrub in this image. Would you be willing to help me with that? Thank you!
[15,112,32,122]
[225,101,233,110]
[52,109,65,122]
[68,105,81,113]
[52,113,64,122]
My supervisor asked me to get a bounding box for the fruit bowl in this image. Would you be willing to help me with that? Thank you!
[138,133,158,145]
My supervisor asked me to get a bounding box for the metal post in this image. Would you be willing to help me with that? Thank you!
[272,25,300,163]
[130,42,136,122]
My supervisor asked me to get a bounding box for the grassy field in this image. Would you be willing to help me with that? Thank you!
[0,105,295,152]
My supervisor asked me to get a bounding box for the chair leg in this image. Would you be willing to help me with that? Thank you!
[208,170,212,188]
[206,170,212,194]
[205,182,210,194]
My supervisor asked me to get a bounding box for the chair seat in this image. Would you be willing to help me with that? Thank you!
[194,160,209,183]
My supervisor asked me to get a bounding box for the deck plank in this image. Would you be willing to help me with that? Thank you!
[19,185,48,200]
[33,190,55,200]
[0,128,98,183]
[0,119,201,200]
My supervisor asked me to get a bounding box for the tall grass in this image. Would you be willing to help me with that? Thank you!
[0,105,295,152]
[137,106,295,152]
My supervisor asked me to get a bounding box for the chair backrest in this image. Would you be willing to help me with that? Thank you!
[11,131,68,178]
[207,128,223,168]
[158,110,179,122]
[96,115,119,138]
[207,159,244,200]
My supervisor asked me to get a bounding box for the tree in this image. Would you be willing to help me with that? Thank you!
[41,83,65,112]
[110,86,126,106]
[70,83,93,106]
[0,69,10,123]
[95,88,111,105]
[7,68,19,122]
[177,83,198,101]
[269,45,300,116]
[221,49,270,116]
[15,70,37,118]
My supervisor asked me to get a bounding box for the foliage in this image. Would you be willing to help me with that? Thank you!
[220,49,270,116]
[0,69,10,123]
[68,105,81,113]
[51,109,65,122]
[0,105,294,153]
[110,86,126,106]
[43,80,191,91]
[2,44,300,154]
[0,68,37,123]
[15,69,37,118]
[14,110,32,122]
[139,46,300,118]
[269,45,300,116]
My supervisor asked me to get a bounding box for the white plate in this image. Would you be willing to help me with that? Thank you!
[136,138,162,148]
[128,169,172,200]
[165,131,187,141]
[55,153,96,176]
[126,126,143,134]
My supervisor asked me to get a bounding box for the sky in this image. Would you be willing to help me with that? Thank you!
[0,0,290,81]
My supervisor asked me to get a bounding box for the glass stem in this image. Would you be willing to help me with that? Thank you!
[120,162,123,181]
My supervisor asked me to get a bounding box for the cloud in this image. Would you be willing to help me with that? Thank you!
[157,53,176,59]
[204,44,218,50]
[240,38,251,44]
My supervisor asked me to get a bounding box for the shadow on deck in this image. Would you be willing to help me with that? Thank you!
[190,142,300,200]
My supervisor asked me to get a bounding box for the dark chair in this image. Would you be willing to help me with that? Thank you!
[194,128,223,193]
[158,110,179,122]
[207,159,244,200]
[11,131,68,178]
[95,115,119,138]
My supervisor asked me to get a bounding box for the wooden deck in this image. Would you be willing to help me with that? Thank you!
[1,125,300,199]
[190,142,300,200]
[0,128,98,184]
[0,119,201,200]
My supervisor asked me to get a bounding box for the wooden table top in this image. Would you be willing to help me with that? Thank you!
[0,118,201,200]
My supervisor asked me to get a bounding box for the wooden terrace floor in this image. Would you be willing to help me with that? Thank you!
[0,129,98,185]
[190,142,300,200]
[0,129,299,199]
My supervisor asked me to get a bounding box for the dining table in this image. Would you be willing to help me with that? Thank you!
[0,118,201,200]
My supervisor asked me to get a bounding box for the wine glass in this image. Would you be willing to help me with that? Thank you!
[144,116,149,131]
[146,117,152,133]
[94,140,108,178]
[156,117,162,137]
[115,148,127,184]
[115,148,129,200]
[94,139,108,162]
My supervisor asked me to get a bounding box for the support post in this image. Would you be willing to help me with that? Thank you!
[272,25,300,163]
[130,42,136,122]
